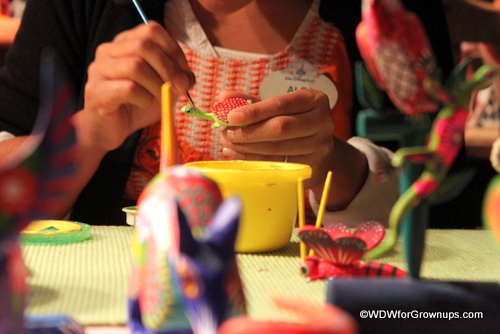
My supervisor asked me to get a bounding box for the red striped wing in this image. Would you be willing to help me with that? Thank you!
[353,220,385,250]
[298,226,367,265]
[322,222,352,239]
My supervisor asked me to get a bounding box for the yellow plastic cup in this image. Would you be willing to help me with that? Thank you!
[184,160,312,252]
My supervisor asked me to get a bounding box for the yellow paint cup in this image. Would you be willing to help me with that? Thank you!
[184,160,312,252]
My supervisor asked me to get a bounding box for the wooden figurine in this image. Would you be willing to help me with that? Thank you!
[128,167,246,334]
[181,98,252,129]
[356,0,499,279]
[298,221,406,281]
[0,49,79,333]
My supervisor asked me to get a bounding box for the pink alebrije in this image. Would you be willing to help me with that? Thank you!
[211,98,250,123]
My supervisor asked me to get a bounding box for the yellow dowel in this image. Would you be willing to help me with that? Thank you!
[314,171,332,229]
[297,177,306,262]
[161,82,176,171]
[309,171,333,257]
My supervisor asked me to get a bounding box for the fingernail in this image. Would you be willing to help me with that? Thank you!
[222,148,235,158]
[173,72,190,93]
[228,110,244,124]
[224,129,235,141]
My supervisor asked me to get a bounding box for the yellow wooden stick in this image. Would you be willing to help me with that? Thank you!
[314,170,332,229]
[161,82,176,172]
[309,170,333,257]
[297,177,306,262]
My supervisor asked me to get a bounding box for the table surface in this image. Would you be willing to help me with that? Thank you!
[22,226,500,327]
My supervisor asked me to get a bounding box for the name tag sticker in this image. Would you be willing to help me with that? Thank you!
[260,60,338,108]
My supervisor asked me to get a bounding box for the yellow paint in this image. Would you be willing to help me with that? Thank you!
[21,220,82,234]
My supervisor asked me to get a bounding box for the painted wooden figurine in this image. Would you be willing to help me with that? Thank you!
[364,62,499,261]
[0,49,78,333]
[355,0,499,278]
[181,98,252,129]
[356,0,449,117]
[128,166,246,334]
[218,296,359,334]
[298,221,406,281]
[484,136,500,247]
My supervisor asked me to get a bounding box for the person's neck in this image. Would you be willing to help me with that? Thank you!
[189,0,313,54]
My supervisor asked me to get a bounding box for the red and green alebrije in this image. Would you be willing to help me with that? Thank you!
[211,98,251,123]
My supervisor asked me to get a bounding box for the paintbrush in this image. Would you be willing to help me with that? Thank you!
[130,0,195,107]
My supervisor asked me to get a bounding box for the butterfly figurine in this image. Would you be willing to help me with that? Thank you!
[298,221,406,281]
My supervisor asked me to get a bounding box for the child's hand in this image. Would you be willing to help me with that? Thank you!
[219,89,335,189]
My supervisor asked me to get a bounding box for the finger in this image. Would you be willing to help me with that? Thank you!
[218,89,259,102]
[227,89,329,125]
[221,148,293,163]
[222,111,333,143]
[220,134,331,158]
[85,78,156,116]
[221,147,321,167]
[114,22,190,70]
[89,54,164,101]
[113,22,195,91]
[102,37,192,92]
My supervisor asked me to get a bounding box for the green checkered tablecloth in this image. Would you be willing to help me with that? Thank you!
[22,226,500,325]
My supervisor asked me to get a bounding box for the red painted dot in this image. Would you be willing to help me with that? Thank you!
[211,98,250,123]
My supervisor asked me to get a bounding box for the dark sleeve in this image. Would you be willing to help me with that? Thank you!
[0,0,88,135]
[0,0,167,225]
[0,0,167,136]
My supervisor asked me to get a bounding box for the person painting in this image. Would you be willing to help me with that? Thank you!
[0,0,454,226]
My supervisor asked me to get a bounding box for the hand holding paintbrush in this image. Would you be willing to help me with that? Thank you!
[131,0,196,107]
[80,3,194,153]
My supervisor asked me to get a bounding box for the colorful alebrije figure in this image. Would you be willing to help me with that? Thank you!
[483,174,500,247]
[355,0,500,264]
[484,135,500,247]
[298,221,406,281]
[218,296,358,334]
[356,0,449,116]
[0,48,78,333]
[128,166,246,334]
[364,62,499,260]
[181,97,252,129]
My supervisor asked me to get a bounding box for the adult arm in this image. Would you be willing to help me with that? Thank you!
[0,0,193,222]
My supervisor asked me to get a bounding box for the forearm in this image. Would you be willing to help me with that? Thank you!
[308,137,399,227]
[309,136,369,211]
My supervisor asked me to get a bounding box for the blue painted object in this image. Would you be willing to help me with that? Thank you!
[25,315,84,334]
[327,278,500,334]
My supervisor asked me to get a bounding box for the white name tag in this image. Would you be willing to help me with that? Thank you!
[260,60,338,109]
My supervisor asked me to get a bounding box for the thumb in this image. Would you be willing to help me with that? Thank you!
[218,89,260,102]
